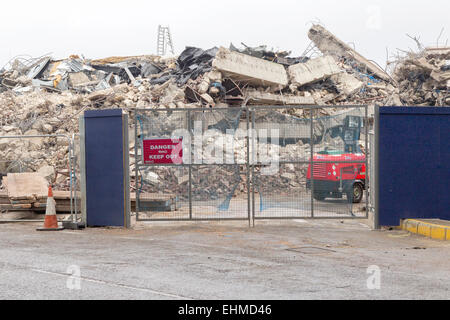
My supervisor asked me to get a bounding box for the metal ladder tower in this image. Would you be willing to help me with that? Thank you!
[157,25,175,56]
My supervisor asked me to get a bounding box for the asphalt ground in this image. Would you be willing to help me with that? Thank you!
[0,219,449,299]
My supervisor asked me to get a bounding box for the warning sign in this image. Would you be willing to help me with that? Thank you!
[143,138,183,165]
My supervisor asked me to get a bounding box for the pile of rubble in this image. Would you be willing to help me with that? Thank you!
[390,47,450,106]
[0,24,449,194]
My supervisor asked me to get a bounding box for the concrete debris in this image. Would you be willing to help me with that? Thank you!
[37,165,56,183]
[230,43,307,66]
[308,24,391,82]
[391,46,450,106]
[212,47,289,88]
[330,73,364,97]
[5,173,48,201]
[246,89,315,105]
[288,55,342,87]
[0,26,448,197]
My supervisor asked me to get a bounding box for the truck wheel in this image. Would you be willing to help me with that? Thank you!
[347,183,363,203]
[313,191,326,201]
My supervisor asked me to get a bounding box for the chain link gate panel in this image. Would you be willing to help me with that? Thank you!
[134,105,369,224]
[134,108,250,222]
[250,105,369,221]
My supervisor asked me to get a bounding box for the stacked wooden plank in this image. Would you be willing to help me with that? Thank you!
[32,191,82,213]
[1,186,176,216]
[30,192,177,213]
[1,172,177,216]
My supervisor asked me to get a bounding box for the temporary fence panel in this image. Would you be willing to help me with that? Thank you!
[250,106,312,220]
[250,106,368,220]
[135,105,369,224]
[368,131,375,220]
[135,108,249,222]
[311,106,368,219]
[189,108,249,221]
[0,134,75,222]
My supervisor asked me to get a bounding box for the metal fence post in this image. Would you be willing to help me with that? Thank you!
[68,136,74,222]
[72,133,78,223]
[365,105,369,219]
[188,110,193,220]
[246,107,251,227]
[134,109,140,221]
[374,105,380,229]
[310,107,314,218]
[251,108,256,227]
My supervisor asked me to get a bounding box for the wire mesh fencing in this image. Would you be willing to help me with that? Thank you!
[134,107,249,221]
[134,105,369,224]
[0,134,76,220]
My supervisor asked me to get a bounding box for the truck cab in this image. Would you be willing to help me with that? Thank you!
[306,115,366,203]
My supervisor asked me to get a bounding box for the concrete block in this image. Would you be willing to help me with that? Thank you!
[68,72,91,87]
[331,73,364,96]
[288,56,341,87]
[212,47,288,87]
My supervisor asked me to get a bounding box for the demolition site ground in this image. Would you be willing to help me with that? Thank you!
[0,219,449,300]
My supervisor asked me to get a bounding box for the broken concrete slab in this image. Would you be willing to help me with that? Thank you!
[200,93,215,106]
[246,90,315,105]
[6,173,48,200]
[424,47,450,59]
[330,73,364,96]
[288,55,342,87]
[37,165,56,183]
[68,72,91,87]
[312,92,339,105]
[212,47,289,88]
[430,69,450,83]
[308,25,391,82]
[88,88,115,101]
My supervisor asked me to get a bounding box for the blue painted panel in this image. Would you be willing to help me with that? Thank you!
[84,109,125,227]
[378,107,450,226]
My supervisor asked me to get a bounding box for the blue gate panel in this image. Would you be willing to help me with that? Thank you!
[378,107,450,226]
[84,109,126,227]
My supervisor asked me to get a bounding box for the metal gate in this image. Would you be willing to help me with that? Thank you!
[134,105,369,224]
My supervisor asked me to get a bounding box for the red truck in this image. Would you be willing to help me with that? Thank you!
[306,115,366,203]
[306,151,366,203]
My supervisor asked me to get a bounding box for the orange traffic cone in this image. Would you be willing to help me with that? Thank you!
[37,186,64,231]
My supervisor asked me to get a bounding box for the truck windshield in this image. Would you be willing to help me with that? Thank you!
[317,150,345,155]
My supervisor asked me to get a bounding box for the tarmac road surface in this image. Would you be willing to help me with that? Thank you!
[0,219,449,299]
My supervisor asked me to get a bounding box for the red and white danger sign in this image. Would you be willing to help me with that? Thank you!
[143,138,183,165]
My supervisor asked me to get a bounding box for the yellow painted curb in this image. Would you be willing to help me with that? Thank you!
[401,219,450,241]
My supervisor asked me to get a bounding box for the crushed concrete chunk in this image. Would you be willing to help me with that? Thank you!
[331,73,364,96]
[37,165,56,183]
[212,47,288,87]
[68,72,91,87]
[288,56,342,87]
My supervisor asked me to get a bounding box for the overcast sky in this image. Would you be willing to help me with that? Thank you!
[1,0,449,69]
